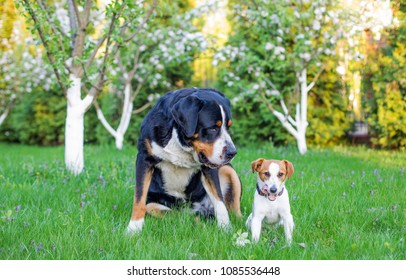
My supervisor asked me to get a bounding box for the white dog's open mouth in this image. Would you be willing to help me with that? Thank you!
[268,194,277,201]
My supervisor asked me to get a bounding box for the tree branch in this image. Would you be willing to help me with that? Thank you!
[127,49,142,82]
[68,0,82,29]
[93,100,117,137]
[37,0,68,38]
[131,75,148,102]
[85,37,107,69]
[70,0,93,74]
[0,96,16,126]
[262,76,282,96]
[259,88,276,112]
[306,64,325,92]
[22,0,66,93]
[133,102,152,115]
[124,0,157,42]
[273,110,299,139]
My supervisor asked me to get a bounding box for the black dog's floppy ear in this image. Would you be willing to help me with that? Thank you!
[172,95,204,138]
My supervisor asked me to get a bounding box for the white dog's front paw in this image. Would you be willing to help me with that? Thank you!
[126,219,144,235]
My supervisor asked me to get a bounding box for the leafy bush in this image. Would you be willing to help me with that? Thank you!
[0,88,65,145]
[362,3,406,149]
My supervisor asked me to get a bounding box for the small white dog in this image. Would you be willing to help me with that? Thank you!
[246,158,295,245]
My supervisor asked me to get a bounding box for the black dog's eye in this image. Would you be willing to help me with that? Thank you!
[264,171,270,177]
[207,126,218,134]
[278,172,284,178]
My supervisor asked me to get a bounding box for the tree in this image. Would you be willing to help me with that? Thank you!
[94,3,209,149]
[361,0,406,148]
[214,0,341,154]
[17,0,157,174]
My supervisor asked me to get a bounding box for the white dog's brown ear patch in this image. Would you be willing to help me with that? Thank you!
[251,158,265,173]
[283,160,294,178]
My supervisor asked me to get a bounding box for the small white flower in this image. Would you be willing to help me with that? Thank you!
[265,42,273,50]
[312,20,321,31]
[300,52,311,61]
[336,65,345,75]
[296,34,305,40]
[139,45,147,52]
[270,14,279,24]
[234,231,251,247]
[274,46,285,55]
[266,89,279,96]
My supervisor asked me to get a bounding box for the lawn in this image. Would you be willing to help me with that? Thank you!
[0,143,405,260]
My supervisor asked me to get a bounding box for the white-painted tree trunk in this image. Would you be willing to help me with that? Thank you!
[65,74,94,175]
[96,82,133,150]
[0,110,9,126]
[297,68,308,155]
[0,95,16,126]
[269,68,309,155]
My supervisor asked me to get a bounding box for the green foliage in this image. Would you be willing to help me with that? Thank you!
[307,61,351,147]
[215,70,292,146]
[0,0,17,51]
[362,1,406,149]
[0,89,65,145]
[372,82,406,148]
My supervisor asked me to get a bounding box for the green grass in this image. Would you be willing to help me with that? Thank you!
[0,143,405,260]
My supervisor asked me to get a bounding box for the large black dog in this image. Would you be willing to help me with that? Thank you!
[127,88,242,234]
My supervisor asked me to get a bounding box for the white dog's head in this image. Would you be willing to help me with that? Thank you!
[251,158,294,201]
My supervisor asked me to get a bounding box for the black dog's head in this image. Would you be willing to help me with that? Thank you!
[171,89,237,168]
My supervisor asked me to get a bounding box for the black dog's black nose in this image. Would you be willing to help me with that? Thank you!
[225,146,237,160]
[269,186,278,193]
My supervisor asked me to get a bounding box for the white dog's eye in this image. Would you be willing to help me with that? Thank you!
[264,171,270,177]
[278,172,284,178]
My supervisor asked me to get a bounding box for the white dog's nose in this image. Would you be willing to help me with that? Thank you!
[269,186,278,193]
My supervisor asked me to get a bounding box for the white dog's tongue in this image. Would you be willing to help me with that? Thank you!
[268,194,277,201]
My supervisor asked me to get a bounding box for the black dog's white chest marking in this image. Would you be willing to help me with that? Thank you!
[152,129,200,198]
[156,161,199,199]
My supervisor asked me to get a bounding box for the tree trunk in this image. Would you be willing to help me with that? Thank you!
[95,82,134,150]
[65,74,86,175]
[116,83,133,149]
[0,96,15,126]
[297,68,308,155]
[270,68,309,155]
[296,125,307,155]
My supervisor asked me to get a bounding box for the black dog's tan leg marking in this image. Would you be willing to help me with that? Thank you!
[127,139,155,234]
[146,203,172,218]
[219,165,242,218]
[201,167,230,229]
[127,168,153,234]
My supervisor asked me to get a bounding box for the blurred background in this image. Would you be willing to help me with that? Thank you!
[0,0,404,155]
